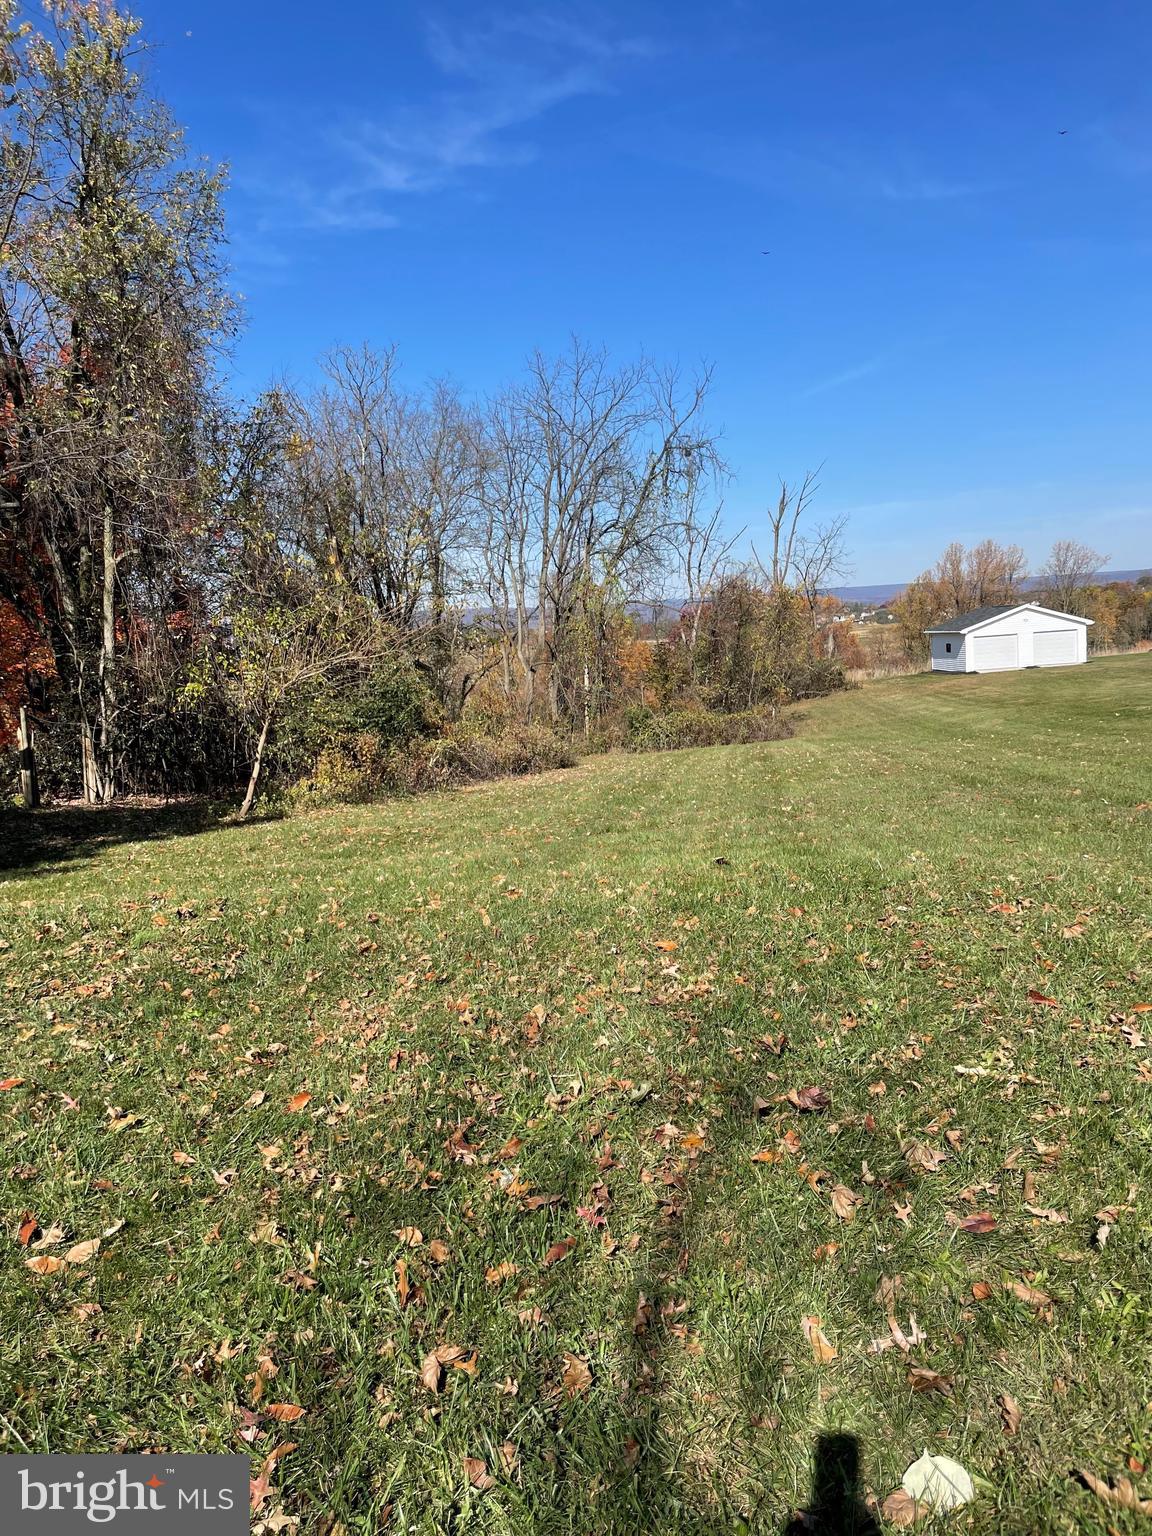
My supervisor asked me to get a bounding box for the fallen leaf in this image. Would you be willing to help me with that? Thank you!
[1027,989,1060,1008]
[750,1148,777,1164]
[788,1086,830,1113]
[831,1184,862,1222]
[420,1352,444,1393]
[392,1226,423,1247]
[970,1281,993,1301]
[485,1261,519,1286]
[1024,1204,1068,1224]
[265,1404,305,1423]
[1076,1469,1152,1516]
[880,1489,921,1527]
[63,1238,100,1265]
[16,1214,39,1246]
[958,1211,997,1234]
[543,1237,576,1267]
[801,1314,838,1363]
[904,1141,948,1174]
[1007,1279,1052,1310]
[999,1393,1022,1435]
[463,1456,495,1491]
[286,1092,312,1113]
[874,1275,903,1310]
[653,939,679,952]
[25,1255,64,1276]
[498,1441,518,1475]
[907,1367,953,1396]
[0,1077,26,1091]
[172,1149,196,1166]
[428,1240,450,1263]
[561,1352,592,1396]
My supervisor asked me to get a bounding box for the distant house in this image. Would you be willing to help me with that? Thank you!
[925,602,1093,673]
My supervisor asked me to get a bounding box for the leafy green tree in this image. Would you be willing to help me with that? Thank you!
[0,0,232,799]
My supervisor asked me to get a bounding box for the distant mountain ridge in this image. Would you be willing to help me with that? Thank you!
[827,568,1151,605]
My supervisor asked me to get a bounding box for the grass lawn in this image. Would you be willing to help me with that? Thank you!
[2,655,1151,1534]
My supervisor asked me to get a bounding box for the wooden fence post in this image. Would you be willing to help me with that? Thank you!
[17,704,40,810]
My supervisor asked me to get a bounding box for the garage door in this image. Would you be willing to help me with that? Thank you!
[970,633,1019,671]
[1034,629,1078,667]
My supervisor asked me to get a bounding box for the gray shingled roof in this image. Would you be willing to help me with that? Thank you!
[924,603,1021,634]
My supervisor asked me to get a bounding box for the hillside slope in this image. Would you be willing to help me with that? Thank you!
[1,655,1150,1534]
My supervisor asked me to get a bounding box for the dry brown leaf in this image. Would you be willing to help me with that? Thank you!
[420,1352,444,1393]
[463,1456,495,1492]
[971,1281,993,1301]
[265,1404,305,1423]
[428,1239,450,1263]
[788,1085,830,1113]
[750,1148,777,1164]
[498,1441,518,1475]
[907,1366,954,1396]
[999,1392,1022,1435]
[1076,1469,1152,1515]
[63,1238,100,1265]
[831,1184,862,1222]
[16,1213,39,1247]
[172,1149,196,1166]
[958,1211,997,1234]
[485,1261,519,1286]
[1027,989,1060,1007]
[904,1141,948,1174]
[561,1352,592,1396]
[543,1237,576,1266]
[880,1489,921,1527]
[286,1092,312,1113]
[874,1274,903,1310]
[394,1259,411,1308]
[393,1226,423,1247]
[25,1254,64,1276]
[1007,1279,1052,1310]
[801,1314,838,1363]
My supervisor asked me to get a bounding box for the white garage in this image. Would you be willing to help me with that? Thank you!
[925,602,1093,673]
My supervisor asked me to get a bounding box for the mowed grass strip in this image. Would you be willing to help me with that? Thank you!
[1,655,1150,1535]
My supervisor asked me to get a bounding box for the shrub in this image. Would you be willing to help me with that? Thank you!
[289,722,576,809]
[626,706,791,753]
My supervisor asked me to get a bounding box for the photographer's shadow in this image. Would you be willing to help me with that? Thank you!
[784,1433,881,1535]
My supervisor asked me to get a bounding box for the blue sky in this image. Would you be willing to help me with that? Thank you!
[151,0,1150,583]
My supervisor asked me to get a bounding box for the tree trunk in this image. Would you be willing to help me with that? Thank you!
[80,718,102,803]
[96,498,117,802]
[17,706,39,809]
[238,715,271,818]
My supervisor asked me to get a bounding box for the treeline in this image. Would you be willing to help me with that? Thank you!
[890,540,1152,663]
[0,4,847,812]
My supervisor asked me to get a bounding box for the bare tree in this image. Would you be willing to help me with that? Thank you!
[752,470,823,590]
[1037,539,1107,615]
[477,340,719,728]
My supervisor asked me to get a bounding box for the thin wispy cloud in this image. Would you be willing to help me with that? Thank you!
[261,9,652,233]
[798,353,889,399]
[878,174,996,201]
